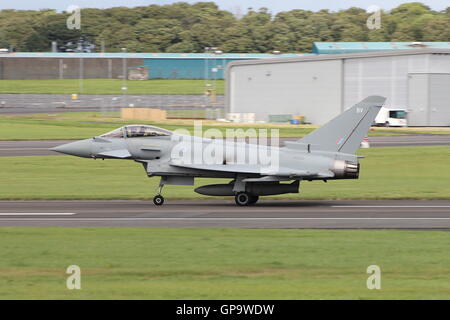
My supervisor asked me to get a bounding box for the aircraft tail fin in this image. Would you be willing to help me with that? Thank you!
[298,96,386,154]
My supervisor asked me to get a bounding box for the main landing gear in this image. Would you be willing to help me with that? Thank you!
[234,192,259,206]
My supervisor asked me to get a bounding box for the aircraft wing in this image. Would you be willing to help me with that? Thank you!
[169,162,334,179]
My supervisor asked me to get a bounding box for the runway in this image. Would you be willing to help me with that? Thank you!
[0,140,72,156]
[0,94,225,114]
[1,200,450,229]
[1,135,449,156]
[0,106,120,114]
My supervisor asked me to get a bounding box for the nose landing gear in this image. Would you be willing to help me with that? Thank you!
[153,195,164,206]
[153,182,165,206]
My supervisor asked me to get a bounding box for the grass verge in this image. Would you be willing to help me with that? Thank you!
[0,112,316,139]
[1,112,449,140]
[0,228,449,299]
[0,146,449,200]
[0,79,224,95]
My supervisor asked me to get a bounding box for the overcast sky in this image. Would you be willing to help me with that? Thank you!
[0,0,448,13]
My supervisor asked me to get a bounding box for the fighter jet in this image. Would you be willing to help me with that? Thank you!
[51,96,385,206]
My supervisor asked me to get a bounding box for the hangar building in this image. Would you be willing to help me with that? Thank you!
[225,49,450,126]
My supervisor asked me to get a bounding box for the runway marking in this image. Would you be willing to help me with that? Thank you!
[0,148,50,151]
[1,217,450,221]
[0,213,77,216]
[372,141,449,144]
[332,206,450,208]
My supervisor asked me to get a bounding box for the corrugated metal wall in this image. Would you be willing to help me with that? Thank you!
[407,73,450,126]
[0,58,144,80]
[343,54,431,110]
[407,73,429,126]
[429,74,450,126]
[0,53,309,80]
[408,73,450,126]
[143,58,245,79]
[343,53,450,126]
[229,59,342,124]
[228,52,450,126]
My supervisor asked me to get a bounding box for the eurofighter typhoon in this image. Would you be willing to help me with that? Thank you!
[52,96,386,206]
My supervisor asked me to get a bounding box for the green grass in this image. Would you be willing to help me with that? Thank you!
[0,227,449,299]
[0,146,449,200]
[2,112,449,140]
[0,112,315,140]
[0,79,224,95]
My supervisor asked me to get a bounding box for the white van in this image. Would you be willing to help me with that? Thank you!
[374,107,407,127]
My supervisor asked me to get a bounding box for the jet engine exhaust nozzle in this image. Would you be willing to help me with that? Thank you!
[332,160,360,179]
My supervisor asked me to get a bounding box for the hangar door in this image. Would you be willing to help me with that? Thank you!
[407,73,428,126]
[408,73,450,126]
[428,74,450,126]
[228,59,343,124]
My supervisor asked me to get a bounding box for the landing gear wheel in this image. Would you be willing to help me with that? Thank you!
[235,192,252,206]
[153,195,164,206]
[248,195,259,205]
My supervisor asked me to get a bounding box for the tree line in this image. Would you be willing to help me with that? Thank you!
[0,2,448,53]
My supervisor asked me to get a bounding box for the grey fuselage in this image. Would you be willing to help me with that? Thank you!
[57,132,357,181]
[52,96,386,199]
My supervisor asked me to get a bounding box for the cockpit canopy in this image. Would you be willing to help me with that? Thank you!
[100,125,172,139]
[100,128,124,138]
[125,125,172,138]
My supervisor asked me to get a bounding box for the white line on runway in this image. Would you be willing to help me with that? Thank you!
[1,217,450,221]
[372,141,448,144]
[332,206,450,208]
[0,148,49,151]
[0,213,77,216]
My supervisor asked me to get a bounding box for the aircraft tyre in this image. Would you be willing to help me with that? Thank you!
[235,192,253,206]
[153,195,164,206]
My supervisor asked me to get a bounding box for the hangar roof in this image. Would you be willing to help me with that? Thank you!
[226,49,450,70]
[313,42,450,54]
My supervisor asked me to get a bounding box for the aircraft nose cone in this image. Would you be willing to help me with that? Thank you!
[51,139,92,158]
